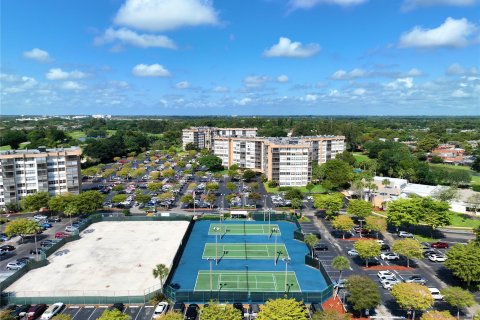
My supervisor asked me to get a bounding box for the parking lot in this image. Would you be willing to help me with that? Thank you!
[61,305,155,320]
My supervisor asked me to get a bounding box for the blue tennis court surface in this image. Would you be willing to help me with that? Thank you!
[169,220,329,295]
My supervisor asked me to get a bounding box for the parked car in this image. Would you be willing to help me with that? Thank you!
[40,240,55,247]
[6,261,26,270]
[55,232,70,239]
[248,304,260,319]
[40,222,52,229]
[172,302,185,313]
[30,248,45,255]
[428,254,447,262]
[16,257,33,264]
[428,287,443,300]
[423,250,437,257]
[0,233,11,242]
[65,226,78,233]
[0,245,15,251]
[40,302,64,320]
[33,215,48,221]
[152,301,169,319]
[314,243,328,251]
[47,216,61,223]
[404,276,427,285]
[347,249,359,256]
[26,304,47,320]
[232,302,244,314]
[108,303,124,312]
[377,271,396,279]
[381,279,400,290]
[430,242,449,249]
[380,252,400,260]
[398,231,414,238]
[12,304,31,319]
[364,257,381,266]
[0,249,6,256]
[380,244,391,252]
[185,303,199,320]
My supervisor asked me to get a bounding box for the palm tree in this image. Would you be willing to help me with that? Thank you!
[332,256,350,297]
[152,264,169,292]
[304,234,319,258]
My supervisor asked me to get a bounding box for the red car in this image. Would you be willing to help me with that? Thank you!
[55,232,70,239]
[431,242,449,249]
[26,304,47,320]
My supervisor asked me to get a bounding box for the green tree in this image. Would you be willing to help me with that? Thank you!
[346,200,372,221]
[354,240,381,267]
[204,193,216,208]
[161,314,183,320]
[441,286,476,319]
[284,189,303,200]
[345,275,381,316]
[200,301,243,320]
[147,182,163,193]
[112,194,128,203]
[152,264,169,292]
[0,310,16,320]
[112,184,125,192]
[161,168,175,179]
[205,182,220,194]
[226,182,237,193]
[74,191,105,213]
[248,192,261,202]
[199,154,223,171]
[305,183,315,193]
[335,151,356,166]
[5,218,42,259]
[313,193,344,219]
[291,198,303,216]
[48,193,75,213]
[391,283,434,320]
[21,192,50,212]
[420,311,455,320]
[474,225,480,245]
[135,191,151,205]
[421,197,451,235]
[417,137,439,153]
[332,215,355,239]
[318,159,354,189]
[242,169,256,181]
[97,309,131,320]
[445,242,480,286]
[181,194,194,206]
[332,256,350,296]
[392,238,423,268]
[311,310,350,320]
[364,216,387,239]
[386,198,423,228]
[304,233,319,258]
[257,297,309,320]
[432,187,458,202]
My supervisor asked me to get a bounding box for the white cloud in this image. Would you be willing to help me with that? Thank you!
[263,37,320,58]
[114,0,219,32]
[331,68,366,80]
[23,48,52,63]
[452,89,469,97]
[236,97,252,105]
[94,28,176,49]
[386,77,414,89]
[446,63,479,76]
[212,86,229,93]
[399,17,478,49]
[289,0,367,10]
[353,88,366,95]
[405,68,424,77]
[0,73,38,93]
[244,75,269,88]
[132,64,170,77]
[304,94,318,101]
[61,81,85,90]
[46,68,88,80]
[175,81,190,89]
[329,89,340,97]
[402,0,477,11]
[277,75,289,83]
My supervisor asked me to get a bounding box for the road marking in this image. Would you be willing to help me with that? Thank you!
[87,309,98,320]
[134,306,143,320]
[129,305,140,308]
[84,306,95,308]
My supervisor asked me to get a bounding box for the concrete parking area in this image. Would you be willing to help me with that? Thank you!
[61,305,155,320]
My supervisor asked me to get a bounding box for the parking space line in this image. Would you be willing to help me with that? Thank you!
[134,306,143,320]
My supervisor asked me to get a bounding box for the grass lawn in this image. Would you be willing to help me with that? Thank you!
[148,133,164,138]
[353,152,369,163]
[472,175,480,185]
[449,211,480,228]
[263,182,326,194]
[0,145,11,150]
[68,130,87,140]
[429,163,473,171]
[19,142,30,149]
[414,234,437,243]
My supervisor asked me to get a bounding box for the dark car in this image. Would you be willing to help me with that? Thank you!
[313,232,322,239]
[185,303,199,320]
[423,250,437,257]
[232,302,244,314]
[0,245,15,251]
[12,304,31,319]
[47,216,61,223]
[431,242,449,249]
[40,240,55,247]
[109,303,124,312]
[16,257,33,264]
[380,244,390,251]
[314,243,328,251]
[26,304,47,320]
[30,248,45,255]
[172,302,185,313]
[364,257,381,266]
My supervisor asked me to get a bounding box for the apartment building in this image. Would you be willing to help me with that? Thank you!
[0,147,82,208]
[182,127,257,150]
[213,135,345,186]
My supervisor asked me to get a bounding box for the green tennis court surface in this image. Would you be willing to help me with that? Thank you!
[194,270,301,292]
[208,223,281,235]
[202,243,289,260]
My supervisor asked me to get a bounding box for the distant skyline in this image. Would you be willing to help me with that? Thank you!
[1,0,479,116]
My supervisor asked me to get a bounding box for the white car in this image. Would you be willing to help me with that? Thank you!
[428,254,447,262]
[428,287,443,300]
[6,261,26,270]
[65,225,78,233]
[152,301,169,319]
[375,240,385,245]
[381,279,400,290]
[40,302,64,319]
[398,231,414,238]
[380,252,400,260]
[34,215,48,221]
[347,249,359,256]
[377,271,395,279]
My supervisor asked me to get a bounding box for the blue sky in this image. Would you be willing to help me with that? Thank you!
[1,0,479,115]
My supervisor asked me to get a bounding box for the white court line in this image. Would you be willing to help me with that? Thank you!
[272,274,278,291]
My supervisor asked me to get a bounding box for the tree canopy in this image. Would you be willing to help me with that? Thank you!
[200,302,243,320]
[445,242,480,286]
[346,200,372,220]
[313,193,344,219]
[345,275,381,314]
[392,238,423,268]
[257,298,309,320]
[391,283,433,319]
[21,192,50,212]
[354,240,381,266]
[198,154,223,171]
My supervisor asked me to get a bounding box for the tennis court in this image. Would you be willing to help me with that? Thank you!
[208,223,281,236]
[194,270,301,292]
[202,243,289,260]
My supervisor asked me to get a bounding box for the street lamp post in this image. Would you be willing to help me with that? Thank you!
[213,226,220,265]
[263,195,267,221]
[268,207,271,230]
[282,257,291,292]
[207,258,213,291]
[272,227,278,265]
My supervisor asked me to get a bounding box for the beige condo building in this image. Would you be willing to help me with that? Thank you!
[182,127,258,150]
